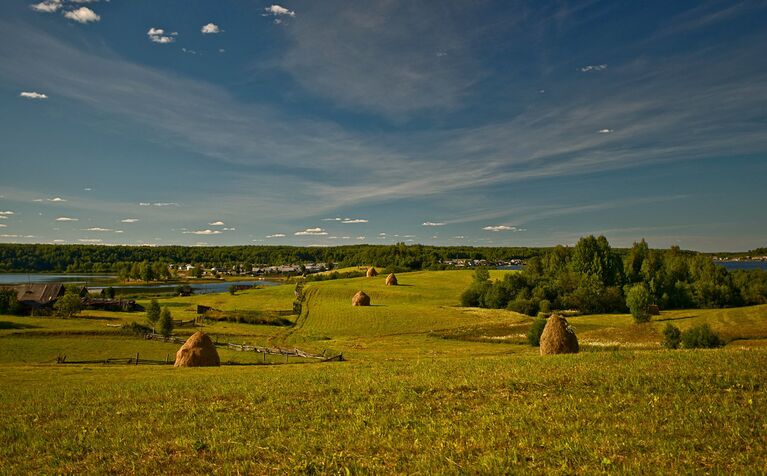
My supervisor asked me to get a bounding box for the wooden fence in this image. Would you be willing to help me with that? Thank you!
[143,333,343,362]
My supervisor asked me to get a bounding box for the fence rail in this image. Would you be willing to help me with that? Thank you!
[143,333,343,362]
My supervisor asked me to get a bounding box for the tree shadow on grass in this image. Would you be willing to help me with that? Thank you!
[0,321,40,330]
[654,314,699,322]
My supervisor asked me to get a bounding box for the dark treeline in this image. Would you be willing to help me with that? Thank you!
[462,236,767,316]
[0,243,543,273]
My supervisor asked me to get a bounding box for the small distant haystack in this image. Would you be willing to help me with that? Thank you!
[648,304,660,315]
[352,291,371,306]
[385,273,398,286]
[174,331,220,367]
[540,314,579,355]
[366,267,378,277]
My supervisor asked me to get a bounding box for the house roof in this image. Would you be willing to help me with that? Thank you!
[6,283,66,305]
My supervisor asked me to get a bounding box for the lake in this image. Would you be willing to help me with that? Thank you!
[715,261,767,271]
[0,274,281,294]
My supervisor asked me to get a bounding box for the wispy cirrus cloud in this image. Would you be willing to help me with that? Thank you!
[55,217,78,222]
[580,64,607,72]
[139,202,180,207]
[266,233,286,238]
[422,221,445,227]
[84,227,112,232]
[120,218,139,223]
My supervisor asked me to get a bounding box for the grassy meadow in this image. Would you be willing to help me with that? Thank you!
[1,270,766,473]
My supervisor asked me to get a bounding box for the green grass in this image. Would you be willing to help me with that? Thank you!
[1,269,766,473]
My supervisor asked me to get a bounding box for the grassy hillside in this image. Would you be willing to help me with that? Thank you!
[1,270,766,473]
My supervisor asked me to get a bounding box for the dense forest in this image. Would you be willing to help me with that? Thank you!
[462,236,767,316]
[0,243,544,273]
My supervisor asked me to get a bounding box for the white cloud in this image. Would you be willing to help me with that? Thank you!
[30,0,61,13]
[0,211,14,216]
[422,221,445,226]
[452,236,465,239]
[63,7,100,23]
[356,236,365,240]
[147,27,175,44]
[114,230,124,234]
[209,221,225,226]
[266,233,286,238]
[120,218,139,223]
[0,216,6,220]
[598,129,614,134]
[84,227,111,232]
[140,202,179,207]
[0,224,6,228]
[580,64,607,72]
[52,239,66,243]
[264,5,295,17]
[294,227,327,236]
[55,217,78,222]
[183,229,222,235]
[20,91,48,99]
[342,218,368,224]
[201,23,221,34]
[222,227,236,231]
[83,187,93,191]
[482,225,515,232]
[78,238,102,243]
[322,217,342,221]
[47,197,66,202]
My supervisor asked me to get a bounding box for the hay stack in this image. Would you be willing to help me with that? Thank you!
[174,331,220,367]
[352,291,371,306]
[366,267,378,277]
[385,273,398,286]
[540,314,579,355]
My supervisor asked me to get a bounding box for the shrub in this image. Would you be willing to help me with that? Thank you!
[146,299,161,331]
[508,297,539,317]
[539,299,551,314]
[662,323,681,349]
[0,289,23,315]
[527,317,547,347]
[53,293,83,318]
[681,324,724,349]
[120,321,152,336]
[626,284,652,323]
[158,307,173,337]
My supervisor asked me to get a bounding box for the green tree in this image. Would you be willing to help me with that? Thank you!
[104,286,116,300]
[146,299,161,332]
[158,307,173,337]
[626,284,652,323]
[0,289,22,315]
[140,260,154,283]
[53,293,83,318]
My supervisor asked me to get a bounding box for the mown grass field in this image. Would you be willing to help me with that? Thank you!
[1,270,766,474]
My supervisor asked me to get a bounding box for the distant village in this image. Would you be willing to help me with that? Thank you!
[712,255,767,262]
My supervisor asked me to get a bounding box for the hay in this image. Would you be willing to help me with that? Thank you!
[366,267,378,277]
[540,314,579,355]
[385,273,398,286]
[352,291,371,306]
[174,331,220,367]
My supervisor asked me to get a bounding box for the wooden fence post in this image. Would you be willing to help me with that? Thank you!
[135,352,139,366]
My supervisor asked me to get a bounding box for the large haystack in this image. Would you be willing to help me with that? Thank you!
[540,314,579,355]
[174,331,220,367]
[352,291,371,306]
[366,267,378,277]
[385,273,398,286]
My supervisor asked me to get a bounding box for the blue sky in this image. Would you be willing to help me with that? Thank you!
[0,0,765,251]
